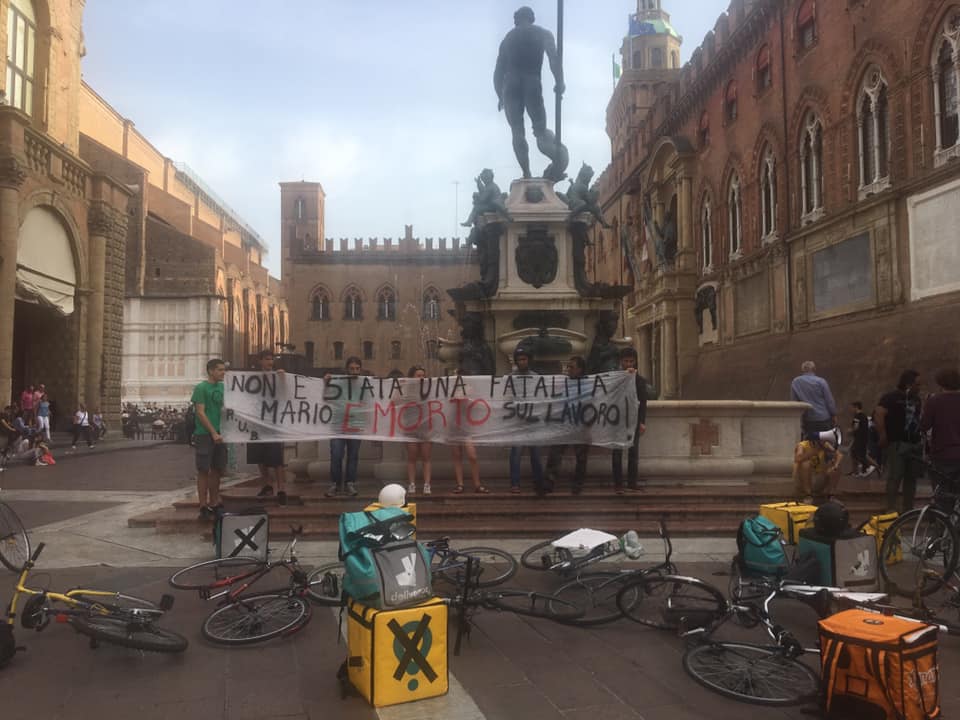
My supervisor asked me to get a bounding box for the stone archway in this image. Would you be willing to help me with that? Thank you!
[13,205,80,429]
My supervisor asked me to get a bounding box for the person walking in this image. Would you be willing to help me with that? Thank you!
[71,403,93,449]
[191,358,227,520]
[848,401,877,477]
[920,367,960,488]
[612,347,649,494]
[325,356,363,497]
[35,393,51,442]
[545,356,590,495]
[508,347,547,495]
[405,365,433,495]
[874,369,924,512]
[790,361,838,440]
[250,349,289,505]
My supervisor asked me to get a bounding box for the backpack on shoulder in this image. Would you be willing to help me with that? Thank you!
[338,508,432,609]
[736,514,789,578]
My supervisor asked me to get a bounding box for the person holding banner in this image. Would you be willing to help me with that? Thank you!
[545,356,590,494]
[406,365,433,495]
[250,349,288,505]
[325,356,364,497]
[451,368,490,495]
[612,347,648,495]
[508,347,547,495]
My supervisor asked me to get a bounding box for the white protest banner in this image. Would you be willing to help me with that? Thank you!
[222,371,639,448]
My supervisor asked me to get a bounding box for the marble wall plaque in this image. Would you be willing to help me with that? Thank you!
[734,271,770,336]
[812,233,873,314]
[908,178,960,300]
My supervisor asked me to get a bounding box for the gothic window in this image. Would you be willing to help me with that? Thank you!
[426,340,439,360]
[344,287,363,320]
[701,199,713,271]
[333,341,344,360]
[698,111,710,150]
[727,174,742,257]
[363,341,374,360]
[295,197,306,221]
[756,45,772,92]
[652,47,663,68]
[377,286,397,321]
[304,341,315,366]
[760,148,778,241]
[858,68,890,195]
[933,14,960,165]
[310,290,329,321]
[5,0,36,116]
[724,80,738,123]
[800,112,824,222]
[671,50,679,69]
[633,50,644,70]
[422,288,441,320]
[391,340,401,360]
[797,0,817,51]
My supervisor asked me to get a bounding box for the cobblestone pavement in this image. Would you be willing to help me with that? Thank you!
[1,445,957,720]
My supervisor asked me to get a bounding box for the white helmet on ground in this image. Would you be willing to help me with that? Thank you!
[378,483,406,507]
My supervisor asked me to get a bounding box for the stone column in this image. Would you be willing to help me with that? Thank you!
[662,315,678,399]
[676,171,694,272]
[636,324,651,379]
[85,202,111,408]
[0,156,27,405]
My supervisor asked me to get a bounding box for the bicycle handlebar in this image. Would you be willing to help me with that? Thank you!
[31,542,45,562]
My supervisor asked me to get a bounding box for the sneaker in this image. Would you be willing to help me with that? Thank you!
[257,485,274,497]
[423,483,432,495]
[197,506,211,521]
[71,445,77,450]
[277,491,287,506]
[346,482,358,497]
[324,484,339,498]
[408,481,416,495]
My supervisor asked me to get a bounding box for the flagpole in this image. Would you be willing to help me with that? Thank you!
[555,0,564,149]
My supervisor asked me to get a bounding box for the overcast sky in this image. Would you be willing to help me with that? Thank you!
[82,1,730,277]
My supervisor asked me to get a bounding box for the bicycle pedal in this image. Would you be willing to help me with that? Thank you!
[159,594,175,611]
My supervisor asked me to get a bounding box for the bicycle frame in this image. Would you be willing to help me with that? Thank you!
[203,533,305,603]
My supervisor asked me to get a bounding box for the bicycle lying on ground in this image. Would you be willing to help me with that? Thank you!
[2,542,187,666]
[520,525,644,575]
[169,526,323,645]
[879,459,960,597]
[616,571,892,706]
[0,493,30,572]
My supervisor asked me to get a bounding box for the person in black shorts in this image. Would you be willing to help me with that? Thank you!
[249,349,288,505]
[192,358,227,520]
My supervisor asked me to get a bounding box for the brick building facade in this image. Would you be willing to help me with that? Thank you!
[594,0,960,408]
[281,182,476,377]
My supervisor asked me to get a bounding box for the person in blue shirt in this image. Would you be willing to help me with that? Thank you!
[790,361,838,440]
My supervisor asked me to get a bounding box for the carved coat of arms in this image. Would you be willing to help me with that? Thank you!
[515,226,557,288]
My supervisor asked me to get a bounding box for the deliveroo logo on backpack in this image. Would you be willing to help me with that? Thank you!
[851,549,872,577]
[388,552,429,605]
[396,553,418,587]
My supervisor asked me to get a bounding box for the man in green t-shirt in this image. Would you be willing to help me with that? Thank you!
[192,358,227,519]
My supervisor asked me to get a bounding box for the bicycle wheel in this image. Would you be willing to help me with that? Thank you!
[305,562,345,606]
[551,572,633,625]
[70,615,188,653]
[683,642,819,706]
[879,508,959,597]
[520,539,573,572]
[483,589,584,621]
[169,557,265,591]
[435,547,518,588]
[0,502,30,573]
[201,593,310,645]
[617,575,726,630]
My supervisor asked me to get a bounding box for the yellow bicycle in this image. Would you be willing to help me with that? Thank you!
[1,542,187,666]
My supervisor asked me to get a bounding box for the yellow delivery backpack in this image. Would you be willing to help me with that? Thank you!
[819,609,940,720]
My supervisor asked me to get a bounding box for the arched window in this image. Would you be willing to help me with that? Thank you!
[295,197,306,221]
[310,290,329,321]
[698,111,710,150]
[633,50,643,70]
[858,68,890,195]
[422,288,441,320]
[390,340,401,360]
[756,45,772,92]
[377,286,396,321]
[652,47,663,68]
[5,0,37,115]
[727,174,742,257]
[344,287,363,320]
[426,340,438,360]
[333,341,344,360]
[760,148,777,241]
[363,341,374,360]
[671,50,680,69]
[724,80,738,123]
[797,0,817,51]
[800,112,824,222]
[933,14,960,164]
[701,199,713,271]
